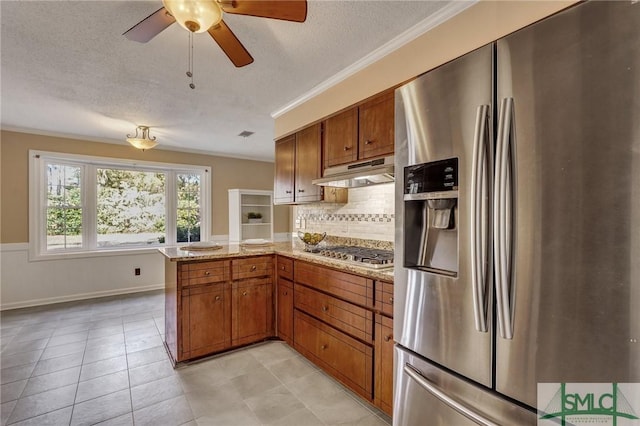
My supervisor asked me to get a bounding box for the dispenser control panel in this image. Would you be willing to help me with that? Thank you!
[404,158,458,194]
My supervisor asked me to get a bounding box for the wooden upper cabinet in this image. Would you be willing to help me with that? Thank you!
[324,108,358,168]
[294,123,323,203]
[274,135,295,204]
[359,91,395,160]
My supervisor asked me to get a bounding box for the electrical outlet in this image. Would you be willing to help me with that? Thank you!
[135,268,141,276]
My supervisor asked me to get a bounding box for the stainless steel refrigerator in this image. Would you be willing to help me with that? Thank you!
[394,2,640,424]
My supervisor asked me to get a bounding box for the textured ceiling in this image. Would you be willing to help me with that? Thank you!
[1,1,450,161]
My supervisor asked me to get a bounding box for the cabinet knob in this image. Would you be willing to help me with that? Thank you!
[285,190,292,194]
[384,335,392,342]
[298,189,305,193]
[389,297,394,304]
[321,344,327,350]
[321,305,329,312]
[242,291,248,296]
[281,266,286,270]
[215,295,221,301]
[365,139,374,145]
[250,265,257,272]
[283,291,288,296]
[204,271,210,276]
[343,146,351,151]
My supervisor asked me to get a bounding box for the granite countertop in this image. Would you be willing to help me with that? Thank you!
[158,241,394,282]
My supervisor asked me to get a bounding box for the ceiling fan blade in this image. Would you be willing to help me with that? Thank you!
[208,20,254,67]
[220,0,307,22]
[123,7,176,43]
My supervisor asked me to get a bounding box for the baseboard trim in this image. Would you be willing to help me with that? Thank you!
[0,283,165,311]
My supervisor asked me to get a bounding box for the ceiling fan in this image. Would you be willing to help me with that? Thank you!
[123,0,307,67]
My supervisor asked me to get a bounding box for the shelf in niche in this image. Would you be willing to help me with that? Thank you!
[242,223,271,226]
[241,204,271,207]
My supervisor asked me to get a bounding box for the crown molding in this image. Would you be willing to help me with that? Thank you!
[270,0,477,119]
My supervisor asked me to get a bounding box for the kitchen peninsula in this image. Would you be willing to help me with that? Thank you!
[159,240,394,414]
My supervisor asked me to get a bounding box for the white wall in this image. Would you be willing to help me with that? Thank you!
[0,243,164,310]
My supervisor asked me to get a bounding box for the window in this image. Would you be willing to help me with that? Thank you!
[30,151,210,259]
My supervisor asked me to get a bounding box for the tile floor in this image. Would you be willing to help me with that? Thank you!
[0,290,391,426]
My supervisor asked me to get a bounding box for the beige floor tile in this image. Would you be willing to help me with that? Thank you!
[184,380,244,418]
[193,402,260,426]
[267,355,318,384]
[230,365,282,399]
[267,407,325,426]
[132,394,193,426]
[244,385,305,424]
[70,388,132,426]
[130,375,184,411]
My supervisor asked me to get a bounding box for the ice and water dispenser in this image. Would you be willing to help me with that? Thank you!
[403,158,459,276]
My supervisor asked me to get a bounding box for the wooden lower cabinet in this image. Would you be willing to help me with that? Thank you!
[232,277,273,346]
[164,256,274,365]
[181,283,231,360]
[277,278,294,345]
[294,310,373,400]
[375,314,394,416]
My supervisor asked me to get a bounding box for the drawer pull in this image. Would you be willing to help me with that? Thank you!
[364,139,374,145]
[215,295,221,301]
[281,266,285,270]
[384,335,392,342]
[204,271,210,276]
[389,297,394,304]
[250,265,257,271]
[242,291,248,296]
[343,146,351,151]
[321,305,329,312]
[283,291,288,296]
[321,344,327,350]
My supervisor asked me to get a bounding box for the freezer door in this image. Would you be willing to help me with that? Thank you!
[495,1,640,407]
[395,44,494,387]
[394,346,536,426]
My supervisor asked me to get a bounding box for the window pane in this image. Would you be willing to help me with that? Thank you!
[96,168,165,247]
[46,164,82,250]
[177,173,201,243]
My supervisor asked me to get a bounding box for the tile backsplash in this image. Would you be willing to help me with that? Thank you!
[293,183,395,243]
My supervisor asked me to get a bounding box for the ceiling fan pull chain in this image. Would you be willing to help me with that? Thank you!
[186,32,195,89]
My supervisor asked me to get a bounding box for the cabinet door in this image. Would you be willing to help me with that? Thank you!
[182,283,231,360]
[232,278,273,345]
[295,123,323,203]
[359,91,395,160]
[277,278,294,345]
[375,314,394,416]
[323,108,358,168]
[274,135,295,204]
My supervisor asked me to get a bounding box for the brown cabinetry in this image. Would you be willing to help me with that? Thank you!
[182,283,231,360]
[231,256,274,346]
[274,124,323,205]
[374,279,394,416]
[274,135,295,204]
[294,310,373,400]
[323,91,395,169]
[276,256,294,345]
[164,255,274,365]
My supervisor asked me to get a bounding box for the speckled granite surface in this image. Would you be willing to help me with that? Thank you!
[158,241,394,282]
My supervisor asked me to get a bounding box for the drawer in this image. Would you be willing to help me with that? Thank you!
[276,256,293,280]
[232,256,274,280]
[181,260,230,287]
[294,261,374,308]
[375,281,394,317]
[295,284,373,343]
[294,310,373,400]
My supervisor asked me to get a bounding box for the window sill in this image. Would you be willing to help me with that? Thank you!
[28,246,164,262]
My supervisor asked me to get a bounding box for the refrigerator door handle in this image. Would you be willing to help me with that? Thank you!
[494,97,515,340]
[470,104,491,333]
[404,363,500,426]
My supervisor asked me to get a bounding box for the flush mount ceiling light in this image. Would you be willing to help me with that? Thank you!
[126,126,158,151]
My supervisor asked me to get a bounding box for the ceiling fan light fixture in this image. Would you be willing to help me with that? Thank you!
[126,126,158,151]
[162,0,223,33]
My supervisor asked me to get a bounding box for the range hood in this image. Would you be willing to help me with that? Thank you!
[312,155,394,188]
